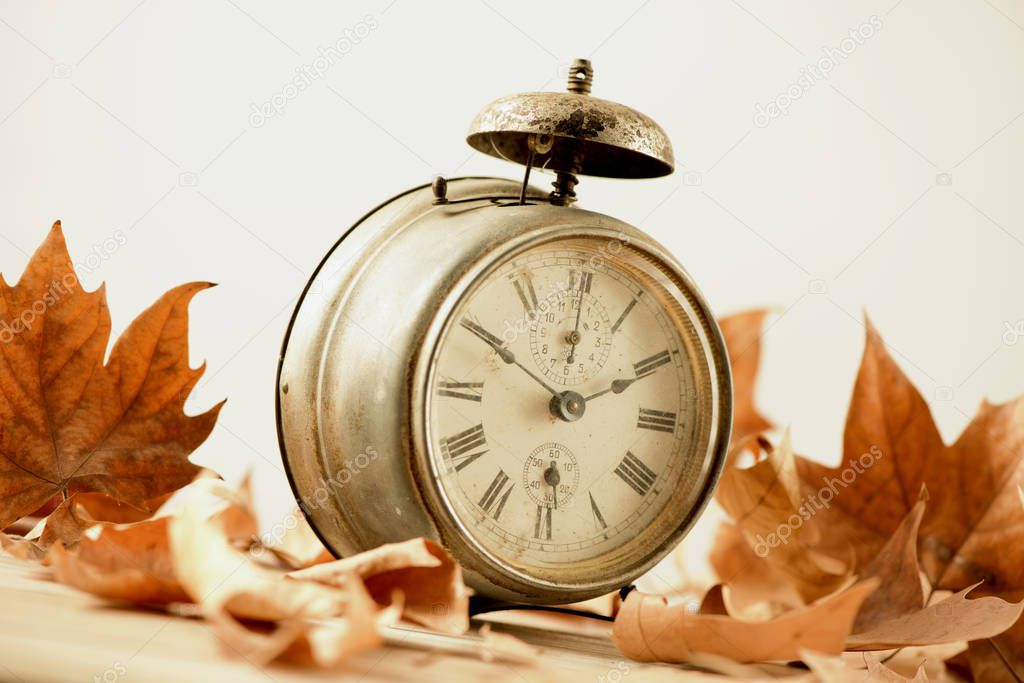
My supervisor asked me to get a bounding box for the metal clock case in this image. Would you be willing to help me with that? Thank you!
[277,60,733,604]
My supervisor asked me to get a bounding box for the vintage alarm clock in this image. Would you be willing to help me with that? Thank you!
[277,59,732,604]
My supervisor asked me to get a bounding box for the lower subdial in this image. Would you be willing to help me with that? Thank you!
[529,291,612,385]
[522,442,580,511]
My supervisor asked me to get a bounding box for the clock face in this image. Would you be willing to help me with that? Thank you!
[425,237,712,577]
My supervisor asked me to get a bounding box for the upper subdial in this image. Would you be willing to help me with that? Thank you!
[528,291,612,385]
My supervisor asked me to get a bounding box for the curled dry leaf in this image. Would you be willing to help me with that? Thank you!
[169,508,383,667]
[697,584,728,615]
[152,474,257,543]
[49,476,258,604]
[50,517,187,604]
[716,431,850,602]
[258,509,332,569]
[0,530,46,560]
[611,579,877,664]
[0,222,222,530]
[290,537,471,634]
[719,310,773,443]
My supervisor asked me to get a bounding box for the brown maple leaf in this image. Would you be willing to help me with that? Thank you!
[0,222,222,529]
[719,310,773,442]
[792,320,1024,679]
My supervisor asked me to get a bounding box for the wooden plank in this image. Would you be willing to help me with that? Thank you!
[0,555,710,682]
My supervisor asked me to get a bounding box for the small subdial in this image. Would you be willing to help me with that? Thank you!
[522,442,580,509]
[529,291,612,385]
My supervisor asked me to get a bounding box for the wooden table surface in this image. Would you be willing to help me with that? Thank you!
[0,554,749,683]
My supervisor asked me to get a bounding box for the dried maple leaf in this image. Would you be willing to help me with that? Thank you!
[791,320,1024,679]
[0,222,222,529]
[611,579,877,663]
[719,310,773,442]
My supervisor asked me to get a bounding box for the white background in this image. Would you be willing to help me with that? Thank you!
[2,0,1023,537]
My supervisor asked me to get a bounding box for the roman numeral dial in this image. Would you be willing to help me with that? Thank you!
[427,242,698,568]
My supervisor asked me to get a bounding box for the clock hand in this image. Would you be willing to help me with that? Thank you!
[543,460,560,510]
[460,318,560,397]
[583,372,654,402]
[565,293,584,365]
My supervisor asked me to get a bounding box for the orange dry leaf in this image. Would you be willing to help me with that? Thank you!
[290,537,471,634]
[48,475,257,603]
[708,522,803,619]
[847,584,1024,651]
[0,222,222,530]
[718,310,773,442]
[846,491,1024,649]
[169,508,386,667]
[850,492,928,634]
[258,509,333,569]
[801,650,929,682]
[611,579,877,664]
[715,432,849,602]
[792,321,1024,678]
[50,517,187,604]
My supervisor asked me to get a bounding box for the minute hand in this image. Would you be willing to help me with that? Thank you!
[459,318,560,397]
[583,372,654,402]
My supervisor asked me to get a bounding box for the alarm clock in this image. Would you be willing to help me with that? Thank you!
[277,59,732,604]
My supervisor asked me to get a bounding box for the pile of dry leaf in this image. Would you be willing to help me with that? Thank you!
[1,224,1022,681]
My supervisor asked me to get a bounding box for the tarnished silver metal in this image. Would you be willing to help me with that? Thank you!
[466,60,674,182]
[276,178,732,604]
